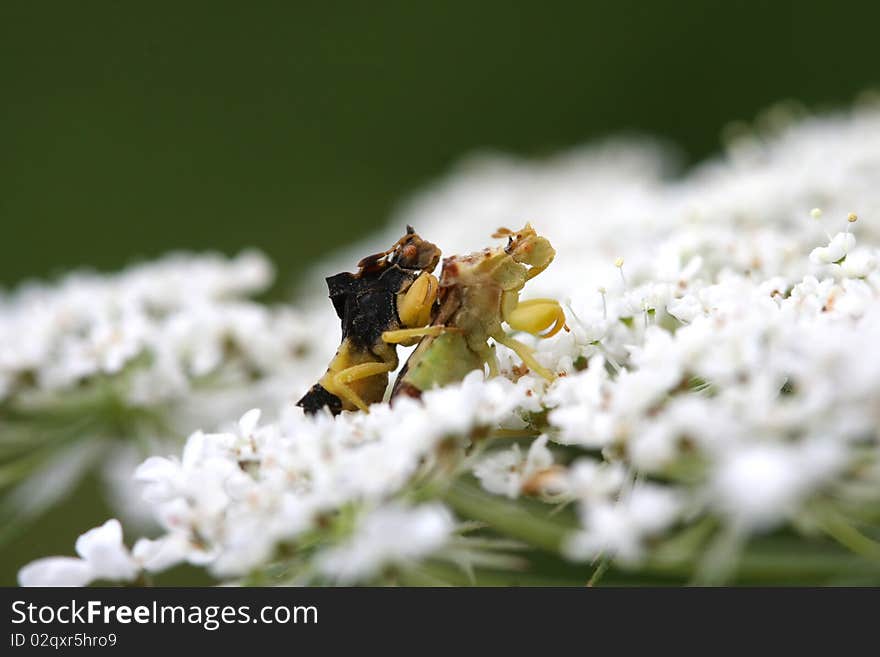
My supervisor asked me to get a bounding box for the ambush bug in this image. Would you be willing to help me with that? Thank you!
[297,226,447,415]
[391,223,566,398]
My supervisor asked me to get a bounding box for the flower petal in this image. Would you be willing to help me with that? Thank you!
[75,519,139,582]
[19,557,94,587]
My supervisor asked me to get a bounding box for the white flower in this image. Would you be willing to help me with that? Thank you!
[565,485,682,564]
[132,534,192,573]
[564,459,627,501]
[836,248,877,278]
[474,436,564,498]
[711,441,846,530]
[19,519,139,587]
[316,504,454,583]
[667,294,704,323]
[545,361,614,447]
[17,558,95,588]
[421,371,528,433]
[809,232,856,264]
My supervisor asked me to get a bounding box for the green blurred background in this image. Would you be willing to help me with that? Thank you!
[1,1,878,583]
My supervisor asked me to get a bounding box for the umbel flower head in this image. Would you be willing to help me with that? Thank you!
[15,101,880,585]
[0,250,335,536]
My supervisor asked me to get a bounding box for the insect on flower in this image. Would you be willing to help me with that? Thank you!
[297,226,446,415]
[391,223,567,399]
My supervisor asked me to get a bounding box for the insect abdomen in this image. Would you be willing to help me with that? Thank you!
[394,331,483,396]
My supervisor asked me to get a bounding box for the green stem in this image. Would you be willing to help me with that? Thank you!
[443,480,880,584]
[644,540,880,583]
[587,556,610,586]
[812,501,880,561]
[443,478,573,553]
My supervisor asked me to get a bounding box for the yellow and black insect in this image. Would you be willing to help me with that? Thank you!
[392,223,566,399]
[297,226,445,415]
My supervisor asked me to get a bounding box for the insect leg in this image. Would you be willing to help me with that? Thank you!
[382,325,457,346]
[479,341,499,378]
[397,272,440,329]
[505,297,568,338]
[326,360,397,412]
[492,333,555,381]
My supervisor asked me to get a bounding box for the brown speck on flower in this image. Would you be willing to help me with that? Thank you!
[521,466,565,496]
[822,290,837,312]
[510,362,530,380]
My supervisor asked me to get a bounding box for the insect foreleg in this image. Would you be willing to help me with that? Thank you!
[334,361,397,384]
[505,297,568,338]
[382,325,456,346]
[397,271,440,329]
[325,359,397,412]
[492,332,555,381]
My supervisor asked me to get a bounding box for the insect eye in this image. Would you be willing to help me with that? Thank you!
[402,244,418,261]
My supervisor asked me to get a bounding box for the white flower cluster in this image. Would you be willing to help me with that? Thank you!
[390,103,880,567]
[315,503,455,584]
[0,250,339,529]
[20,374,527,585]
[18,103,880,585]
[19,520,140,587]
[0,250,324,408]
